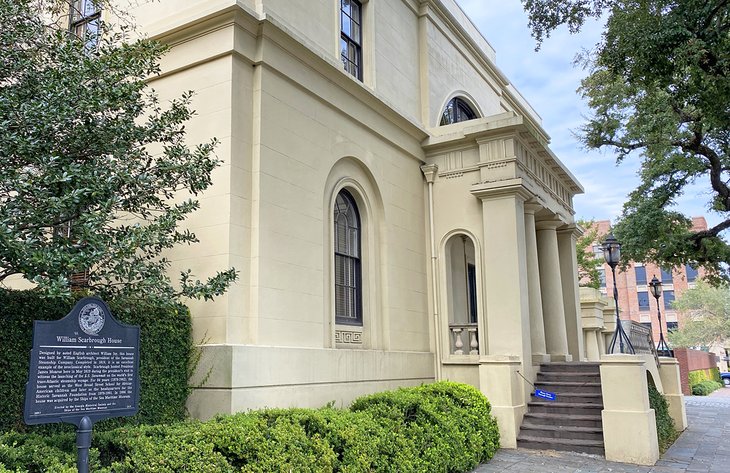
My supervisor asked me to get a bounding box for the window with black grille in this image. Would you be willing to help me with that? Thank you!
[334,190,362,325]
[340,0,362,80]
[440,97,477,125]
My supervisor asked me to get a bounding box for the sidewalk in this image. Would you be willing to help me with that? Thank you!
[473,387,730,473]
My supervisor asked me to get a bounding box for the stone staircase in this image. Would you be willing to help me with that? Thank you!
[517,362,605,456]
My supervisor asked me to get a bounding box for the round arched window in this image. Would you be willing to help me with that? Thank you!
[440,97,477,125]
[334,189,362,325]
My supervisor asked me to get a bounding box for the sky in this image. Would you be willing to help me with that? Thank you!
[454,0,721,229]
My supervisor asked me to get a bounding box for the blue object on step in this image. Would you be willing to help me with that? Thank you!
[534,389,557,401]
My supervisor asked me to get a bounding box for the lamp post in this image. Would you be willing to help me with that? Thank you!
[603,233,635,354]
[649,275,672,357]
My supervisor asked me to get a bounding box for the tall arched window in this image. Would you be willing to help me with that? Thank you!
[440,97,477,125]
[334,189,362,325]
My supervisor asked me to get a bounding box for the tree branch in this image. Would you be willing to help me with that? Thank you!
[674,131,730,210]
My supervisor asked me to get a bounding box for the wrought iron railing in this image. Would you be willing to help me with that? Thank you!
[448,323,479,355]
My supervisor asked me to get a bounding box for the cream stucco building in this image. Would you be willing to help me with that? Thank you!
[14,1,688,461]
[115,0,590,433]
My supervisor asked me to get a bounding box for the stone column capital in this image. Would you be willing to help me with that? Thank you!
[523,200,543,215]
[557,223,584,239]
[470,178,533,202]
[535,218,563,231]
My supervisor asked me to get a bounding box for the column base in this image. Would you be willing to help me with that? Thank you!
[478,356,526,449]
[664,394,688,431]
[602,409,659,465]
[532,353,551,365]
[549,354,573,362]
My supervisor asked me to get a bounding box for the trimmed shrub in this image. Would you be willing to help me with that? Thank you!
[0,290,193,432]
[691,380,723,396]
[647,381,678,452]
[688,367,721,388]
[0,382,501,473]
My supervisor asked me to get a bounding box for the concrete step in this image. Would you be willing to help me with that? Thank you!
[527,401,604,416]
[537,372,601,383]
[523,412,603,429]
[520,423,604,442]
[534,381,602,394]
[539,362,601,374]
[517,434,605,456]
[531,392,603,404]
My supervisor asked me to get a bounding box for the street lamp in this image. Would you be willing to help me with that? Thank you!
[649,275,673,357]
[603,233,634,354]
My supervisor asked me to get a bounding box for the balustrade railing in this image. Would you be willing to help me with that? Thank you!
[619,320,660,366]
[449,323,479,355]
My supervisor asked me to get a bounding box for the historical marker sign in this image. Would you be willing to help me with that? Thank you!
[24,297,140,427]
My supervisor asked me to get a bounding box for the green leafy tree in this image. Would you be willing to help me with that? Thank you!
[668,281,730,348]
[0,0,237,300]
[576,219,604,289]
[521,0,730,283]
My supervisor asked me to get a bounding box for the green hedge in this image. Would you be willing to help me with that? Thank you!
[691,380,723,396]
[0,382,500,473]
[688,367,721,387]
[647,380,678,452]
[0,290,193,433]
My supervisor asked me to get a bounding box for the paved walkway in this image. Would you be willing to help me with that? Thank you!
[474,387,730,473]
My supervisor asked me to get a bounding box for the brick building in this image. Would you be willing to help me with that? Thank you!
[592,218,706,346]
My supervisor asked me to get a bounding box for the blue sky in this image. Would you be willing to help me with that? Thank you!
[454,0,721,229]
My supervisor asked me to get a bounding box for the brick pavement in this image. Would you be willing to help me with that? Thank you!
[473,387,730,473]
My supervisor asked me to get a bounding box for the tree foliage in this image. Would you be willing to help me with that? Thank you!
[576,219,604,288]
[668,280,730,348]
[0,0,236,300]
[522,0,730,283]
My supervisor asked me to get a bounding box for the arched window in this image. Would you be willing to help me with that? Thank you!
[440,97,477,125]
[334,189,362,325]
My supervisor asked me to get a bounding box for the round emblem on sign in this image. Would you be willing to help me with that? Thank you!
[79,303,105,335]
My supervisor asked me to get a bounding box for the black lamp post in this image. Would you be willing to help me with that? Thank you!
[649,275,672,357]
[603,233,635,354]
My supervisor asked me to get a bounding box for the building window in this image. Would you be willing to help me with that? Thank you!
[637,291,650,311]
[641,322,653,331]
[634,265,647,285]
[440,97,477,125]
[661,267,673,284]
[685,264,698,282]
[70,0,101,50]
[592,244,604,259]
[664,290,675,310]
[340,0,362,80]
[334,189,362,325]
[467,263,477,324]
[666,321,678,332]
[598,268,606,288]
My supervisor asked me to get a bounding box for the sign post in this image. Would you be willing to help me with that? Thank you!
[23,297,140,472]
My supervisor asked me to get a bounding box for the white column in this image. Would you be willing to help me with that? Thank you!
[524,203,548,363]
[471,181,534,449]
[473,185,532,360]
[536,219,571,361]
[558,224,585,361]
